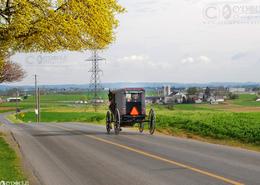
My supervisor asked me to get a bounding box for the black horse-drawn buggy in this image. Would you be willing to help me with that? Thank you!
[106,88,156,135]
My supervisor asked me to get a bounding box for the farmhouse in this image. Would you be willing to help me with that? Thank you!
[146,96,162,104]
[7,97,22,102]
[164,92,187,104]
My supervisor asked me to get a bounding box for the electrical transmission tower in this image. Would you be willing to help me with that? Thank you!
[87,50,105,111]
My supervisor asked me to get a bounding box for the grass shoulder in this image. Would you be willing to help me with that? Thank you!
[6,114,24,124]
[0,132,27,182]
[157,127,260,152]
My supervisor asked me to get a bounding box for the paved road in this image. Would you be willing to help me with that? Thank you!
[1,114,260,185]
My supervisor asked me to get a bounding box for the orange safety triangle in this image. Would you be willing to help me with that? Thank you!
[130,106,139,116]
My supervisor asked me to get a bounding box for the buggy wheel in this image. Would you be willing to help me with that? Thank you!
[106,111,112,134]
[149,109,156,135]
[139,123,144,133]
[114,109,121,135]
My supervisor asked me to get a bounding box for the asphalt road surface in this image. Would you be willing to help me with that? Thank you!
[1,114,260,185]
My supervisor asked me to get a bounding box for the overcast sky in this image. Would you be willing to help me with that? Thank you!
[10,0,260,85]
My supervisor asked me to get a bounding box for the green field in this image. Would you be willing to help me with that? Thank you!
[0,92,108,109]
[232,94,260,106]
[18,111,104,123]
[0,133,26,181]
[156,111,260,145]
[1,92,260,147]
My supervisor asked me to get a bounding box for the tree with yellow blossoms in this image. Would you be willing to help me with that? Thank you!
[0,0,124,81]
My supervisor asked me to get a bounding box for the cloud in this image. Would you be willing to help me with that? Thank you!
[115,54,171,70]
[197,56,211,64]
[181,57,195,64]
[117,55,149,62]
[116,54,157,68]
[181,56,211,64]
[231,52,247,61]
[129,0,173,13]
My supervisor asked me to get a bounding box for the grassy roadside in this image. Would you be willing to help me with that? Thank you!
[16,111,105,124]
[6,114,24,124]
[0,132,27,182]
[156,128,260,152]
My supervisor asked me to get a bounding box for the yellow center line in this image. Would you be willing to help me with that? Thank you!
[50,124,244,185]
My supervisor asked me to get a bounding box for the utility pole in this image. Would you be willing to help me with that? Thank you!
[15,88,19,119]
[86,50,105,112]
[37,88,40,123]
[34,74,39,123]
